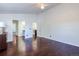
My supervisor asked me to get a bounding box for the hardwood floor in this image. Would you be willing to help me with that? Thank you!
[0,37,79,56]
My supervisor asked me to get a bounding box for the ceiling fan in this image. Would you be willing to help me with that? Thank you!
[34,3,48,10]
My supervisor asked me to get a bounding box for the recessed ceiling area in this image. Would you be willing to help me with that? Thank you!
[0,3,59,14]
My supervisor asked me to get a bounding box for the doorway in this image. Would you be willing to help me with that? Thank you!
[12,20,19,46]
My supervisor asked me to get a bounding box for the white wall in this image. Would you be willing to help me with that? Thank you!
[1,3,79,47]
[0,14,39,42]
[39,3,79,47]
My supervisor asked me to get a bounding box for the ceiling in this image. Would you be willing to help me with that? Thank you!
[0,3,58,14]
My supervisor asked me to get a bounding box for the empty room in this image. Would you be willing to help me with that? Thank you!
[0,3,79,56]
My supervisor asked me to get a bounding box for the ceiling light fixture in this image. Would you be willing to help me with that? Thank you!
[34,3,48,10]
[40,3,45,10]
[40,3,48,10]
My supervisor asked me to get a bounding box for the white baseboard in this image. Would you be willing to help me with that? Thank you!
[38,35,79,47]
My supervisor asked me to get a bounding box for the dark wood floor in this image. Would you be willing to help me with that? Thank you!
[0,37,79,56]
